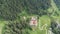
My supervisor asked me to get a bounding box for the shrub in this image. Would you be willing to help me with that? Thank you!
[2,21,32,34]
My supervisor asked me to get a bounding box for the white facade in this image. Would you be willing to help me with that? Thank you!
[29,16,37,26]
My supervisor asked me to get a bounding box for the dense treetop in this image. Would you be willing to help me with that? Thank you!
[0,0,51,20]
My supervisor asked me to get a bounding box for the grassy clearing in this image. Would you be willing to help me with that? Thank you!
[0,21,8,34]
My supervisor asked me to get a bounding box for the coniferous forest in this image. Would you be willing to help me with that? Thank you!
[0,0,60,34]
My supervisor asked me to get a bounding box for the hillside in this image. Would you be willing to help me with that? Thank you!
[54,0,60,10]
[0,0,60,34]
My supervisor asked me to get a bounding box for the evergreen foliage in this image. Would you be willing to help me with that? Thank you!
[3,21,32,34]
[0,0,51,20]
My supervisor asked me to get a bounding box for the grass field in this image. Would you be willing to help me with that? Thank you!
[0,21,5,34]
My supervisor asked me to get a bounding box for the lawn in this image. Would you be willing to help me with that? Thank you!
[0,21,8,34]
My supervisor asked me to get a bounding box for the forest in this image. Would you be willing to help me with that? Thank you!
[0,0,60,34]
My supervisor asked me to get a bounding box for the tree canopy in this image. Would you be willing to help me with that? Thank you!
[0,0,51,20]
